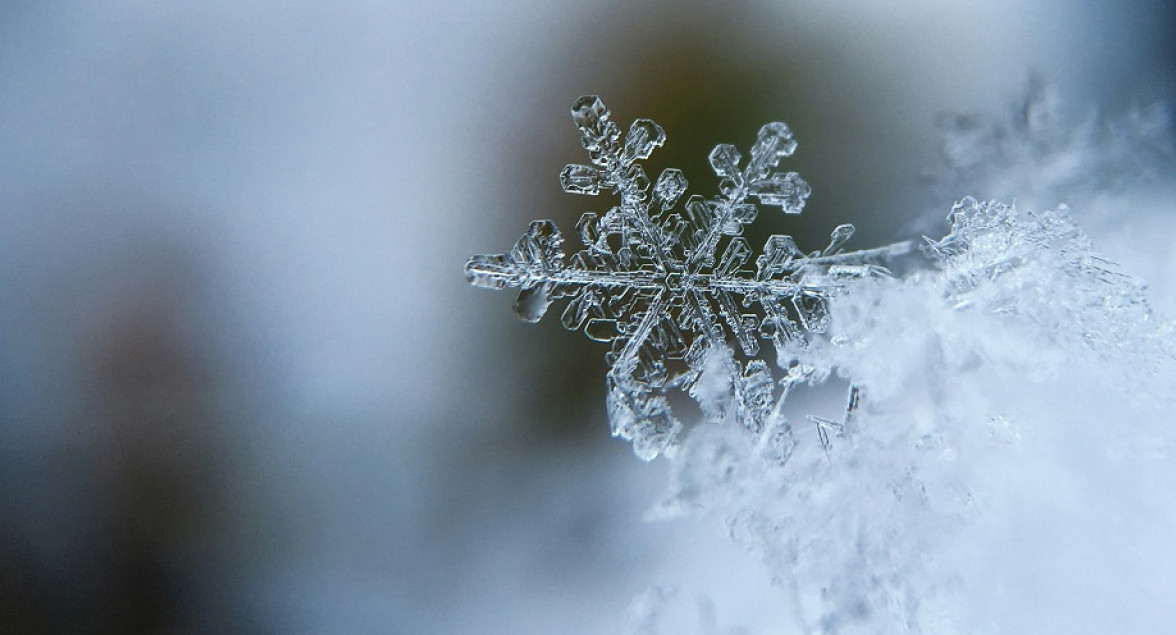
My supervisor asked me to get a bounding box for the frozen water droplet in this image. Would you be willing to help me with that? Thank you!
[514,283,553,322]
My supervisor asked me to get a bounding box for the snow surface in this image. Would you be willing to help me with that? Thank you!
[471,93,1176,632]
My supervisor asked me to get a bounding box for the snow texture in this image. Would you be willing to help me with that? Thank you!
[466,96,911,460]
[922,77,1174,232]
[467,94,1176,632]
[648,196,1176,632]
[921,78,1176,318]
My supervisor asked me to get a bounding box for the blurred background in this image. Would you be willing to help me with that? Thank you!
[1,1,1173,632]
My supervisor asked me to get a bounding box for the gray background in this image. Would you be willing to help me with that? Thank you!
[1,1,1173,632]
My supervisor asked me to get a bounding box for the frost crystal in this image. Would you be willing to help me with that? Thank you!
[466,96,910,459]
[466,91,1176,632]
[923,197,1172,385]
[644,195,1175,633]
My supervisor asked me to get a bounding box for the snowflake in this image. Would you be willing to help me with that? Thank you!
[466,96,910,459]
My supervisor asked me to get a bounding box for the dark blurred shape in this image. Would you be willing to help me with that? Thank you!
[87,294,216,633]
[0,206,261,633]
[0,527,53,632]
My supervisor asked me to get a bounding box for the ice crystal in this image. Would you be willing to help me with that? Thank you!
[465,91,1176,633]
[466,96,911,459]
[923,197,1174,390]
[649,196,1176,633]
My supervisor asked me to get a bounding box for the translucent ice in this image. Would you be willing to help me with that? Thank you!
[466,96,910,458]
[466,93,1176,633]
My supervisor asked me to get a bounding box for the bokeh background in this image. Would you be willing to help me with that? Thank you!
[1,1,1174,632]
